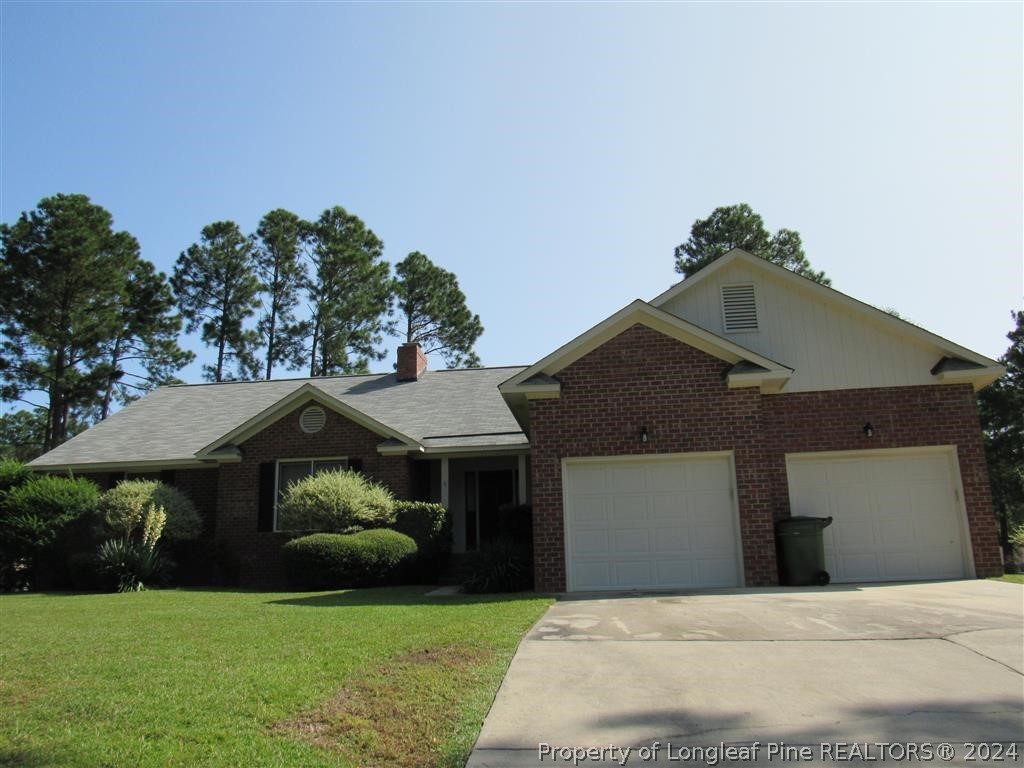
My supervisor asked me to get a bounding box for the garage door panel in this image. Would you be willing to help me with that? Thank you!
[572,496,609,525]
[567,466,607,494]
[573,529,610,556]
[614,560,653,587]
[832,519,878,550]
[613,528,651,554]
[573,561,612,590]
[696,523,737,552]
[685,460,733,490]
[649,463,686,492]
[877,515,916,548]
[609,465,646,492]
[788,450,966,584]
[655,559,695,585]
[611,495,647,521]
[651,494,684,520]
[653,526,691,553]
[565,456,740,592]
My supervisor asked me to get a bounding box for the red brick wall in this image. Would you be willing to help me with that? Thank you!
[173,469,219,535]
[528,323,1001,592]
[217,402,412,587]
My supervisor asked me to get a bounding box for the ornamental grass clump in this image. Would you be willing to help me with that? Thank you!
[276,469,395,533]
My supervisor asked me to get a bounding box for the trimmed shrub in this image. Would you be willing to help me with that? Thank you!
[100,480,201,543]
[0,459,33,494]
[282,529,417,590]
[0,475,101,589]
[393,500,451,582]
[462,537,534,594]
[96,538,166,592]
[67,551,106,591]
[277,470,395,533]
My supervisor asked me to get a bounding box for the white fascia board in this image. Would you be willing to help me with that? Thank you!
[726,371,792,393]
[196,383,422,456]
[934,365,1005,391]
[500,299,791,391]
[653,249,1000,369]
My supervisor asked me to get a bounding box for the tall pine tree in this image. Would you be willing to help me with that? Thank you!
[1,194,139,448]
[254,209,308,379]
[394,251,483,368]
[978,310,1024,554]
[97,257,194,419]
[304,207,393,376]
[675,204,830,284]
[172,221,262,382]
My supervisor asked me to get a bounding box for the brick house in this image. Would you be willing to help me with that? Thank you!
[29,249,1005,590]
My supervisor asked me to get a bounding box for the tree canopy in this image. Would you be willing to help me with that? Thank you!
[395,251,483,368]
[1,194,189,448]
[172,221,262,382]
[304,207,393,376]
[254,209,308,380]
[978,310,1024,553]
[674,203,830,285]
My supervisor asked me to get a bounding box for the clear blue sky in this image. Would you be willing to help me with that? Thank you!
[2,2,1021,411]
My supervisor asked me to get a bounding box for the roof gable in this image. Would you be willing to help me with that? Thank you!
[654,248,1000,368]
[500,299,792,393]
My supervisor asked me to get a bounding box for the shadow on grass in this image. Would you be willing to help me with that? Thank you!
[267,585,544,608]
[0,746,62,767]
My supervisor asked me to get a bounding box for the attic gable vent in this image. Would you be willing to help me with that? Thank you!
[299,406,327,434]
[721,283,758,333]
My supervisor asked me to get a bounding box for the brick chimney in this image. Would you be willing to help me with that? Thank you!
[397,342,427,382]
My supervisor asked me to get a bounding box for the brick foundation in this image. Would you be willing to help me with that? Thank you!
[529,324,1002,592]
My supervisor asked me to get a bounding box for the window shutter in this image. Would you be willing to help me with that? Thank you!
[348,458,363,474]
[258,462,276,532]
[159,469,176,486]
[108,472,126,490]
[721,284,758,332]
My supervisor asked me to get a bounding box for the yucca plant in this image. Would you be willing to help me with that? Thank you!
[96,538,165,592]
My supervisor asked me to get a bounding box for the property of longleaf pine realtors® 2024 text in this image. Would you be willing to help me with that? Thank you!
[536,741,1017,764]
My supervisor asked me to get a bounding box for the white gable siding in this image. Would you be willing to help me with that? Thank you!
[660,262,944,393]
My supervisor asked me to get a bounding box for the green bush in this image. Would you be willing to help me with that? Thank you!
[282,529,417,590]
[0,475,101,589]
[276,469,395,533]
[96,538,166,592]
[393,500,451,581]
[462,537,534,594]
[100,480,201,543]
[67,551,106,591]
[0,459,33,494]
[1010,524,1024,551]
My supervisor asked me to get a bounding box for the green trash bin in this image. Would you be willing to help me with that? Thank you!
[776,516,833,586]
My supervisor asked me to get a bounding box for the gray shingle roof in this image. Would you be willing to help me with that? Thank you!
[29,367,529,468]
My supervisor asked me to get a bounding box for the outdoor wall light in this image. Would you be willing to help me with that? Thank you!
[863,422,874,438]
[640,426,649,443]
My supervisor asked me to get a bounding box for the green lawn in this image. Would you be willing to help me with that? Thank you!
[991,574,1024,584]
[0,587,552,768]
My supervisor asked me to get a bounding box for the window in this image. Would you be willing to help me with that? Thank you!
[274,457,347,531]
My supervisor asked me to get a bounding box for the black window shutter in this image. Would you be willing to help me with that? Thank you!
[159,469,176,486]
[108,472,126,490]
[348,458,363,474]
[257,462,276,532]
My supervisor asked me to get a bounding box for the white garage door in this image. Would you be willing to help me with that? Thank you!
[563,455,741,592]
[786,450,969,583]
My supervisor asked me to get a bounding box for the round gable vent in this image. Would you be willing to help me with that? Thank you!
[299,406,327,434]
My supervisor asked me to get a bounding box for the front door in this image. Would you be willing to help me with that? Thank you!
[465,469,517,550]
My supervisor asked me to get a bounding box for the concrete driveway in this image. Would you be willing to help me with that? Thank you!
[468,581,1023,766]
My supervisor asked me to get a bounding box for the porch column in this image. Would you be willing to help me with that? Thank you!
[441,456,450,509]
[517,454,527,504]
